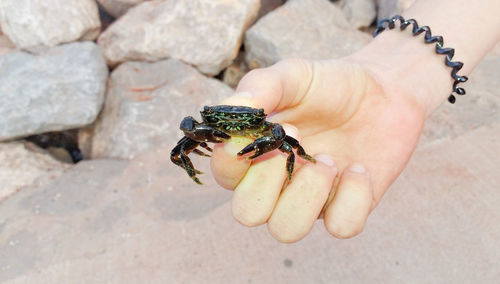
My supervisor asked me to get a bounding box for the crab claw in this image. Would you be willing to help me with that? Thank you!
[237,136,282,160]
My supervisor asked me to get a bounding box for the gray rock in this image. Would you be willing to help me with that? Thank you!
[0,42,108,141]
[0,142,68,203]
[0,0,101,53]
[244,0,371,69]
[376,0,415,21]
[338,0,376,29]
[89,59,233,159]
[97,0,150,18]
[98,0,260,75]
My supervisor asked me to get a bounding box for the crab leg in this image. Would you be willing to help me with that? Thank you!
[171,137,191,167]
[170,137,204,184]
[283,136,316,163]
[199,142,213,152]
[278,142,295,180]
[192,149,211,157]
[193,142,213,156]
[237,136,282,159]
[237,123,286,159]
[171,137,189,167]
[179,148,203,185]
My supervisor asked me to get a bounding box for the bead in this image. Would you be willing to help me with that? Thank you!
[374,15,467,104]
[456,88,466,95]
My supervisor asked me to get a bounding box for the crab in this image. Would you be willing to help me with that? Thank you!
[171,105,316,185]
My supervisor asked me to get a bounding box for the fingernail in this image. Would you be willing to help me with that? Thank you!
[348,163,366,174]
[234,91,253,98]
[315,154,335,167]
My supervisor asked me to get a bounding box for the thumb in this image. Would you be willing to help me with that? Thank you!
[220,59,315,113]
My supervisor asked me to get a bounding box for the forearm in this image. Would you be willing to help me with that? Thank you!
[349,0,500,115]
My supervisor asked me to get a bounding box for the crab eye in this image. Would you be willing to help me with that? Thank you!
[180,117,195,132]
[258,108,265,116]
[203,106,210,112]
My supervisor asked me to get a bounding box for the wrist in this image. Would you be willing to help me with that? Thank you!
[346,30,452,116]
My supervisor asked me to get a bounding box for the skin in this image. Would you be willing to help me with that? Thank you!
[210,0,500,242]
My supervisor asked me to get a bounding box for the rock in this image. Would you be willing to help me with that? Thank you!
[0,142,68,203]
[97,0,149,18]
[26,131,82,163]
[376,0,415,21]
[0,0,101,53]
[97,2,116,32]
[0,32,15,56]
[90,59,233,159]
[77,127,95,160]
[222,63,248,89]
[244,0,371,69]
[222,52,249,89]
[257,0,286,20]
[1,133,500,282]
[338,0,376,29]
[0,42,108,141]
[0,148,232,282]
[98,0,260,75]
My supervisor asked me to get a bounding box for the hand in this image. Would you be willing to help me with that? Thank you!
[210,0,500,243]
[211,58,426,242]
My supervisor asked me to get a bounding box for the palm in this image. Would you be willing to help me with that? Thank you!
[211,58,427,241]
[270,60,426,204]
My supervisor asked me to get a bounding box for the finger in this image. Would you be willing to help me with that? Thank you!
[212,59,315,188]
[267,154,337,243]
[324,163,373,239]
[210,95,257,189]
[234,58,315,113]
[231,152,288,226]
[210,137,252,190]
[231,124,299,226]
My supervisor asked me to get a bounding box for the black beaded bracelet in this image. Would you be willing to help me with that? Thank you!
[373,15,468,104]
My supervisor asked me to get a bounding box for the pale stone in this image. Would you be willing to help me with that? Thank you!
[257,0,286,20]
[0,128,500,282]
[0,24,15,55]
[77,127,95,160]
[97,2,116,31]
[0,0,101,53]
[376,0,415,20]
[0,142,68,203]
[244,0,371,68]
[222,52,249,89]
[338,0,377,29]
[90,59,233,159]
[0,33,15,56]
[98,0,260,75]
[0,42,108,141]
[97,0,150,18]
[222,63,248,89]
